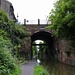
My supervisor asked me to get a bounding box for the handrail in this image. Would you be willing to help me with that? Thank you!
[24,19,49,25]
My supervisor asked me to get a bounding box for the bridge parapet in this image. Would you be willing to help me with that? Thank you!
[24,24,48,29]
[23,19,51,25]
[23,24,53,36]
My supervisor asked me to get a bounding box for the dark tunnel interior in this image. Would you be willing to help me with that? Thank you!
[31,31,57,60]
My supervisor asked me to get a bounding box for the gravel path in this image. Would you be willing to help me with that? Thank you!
[20,59,36,75]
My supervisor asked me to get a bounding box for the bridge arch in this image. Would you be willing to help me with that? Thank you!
[31,31,57,60]
[22,24,75,66]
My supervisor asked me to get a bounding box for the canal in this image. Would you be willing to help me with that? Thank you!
[41,61,75,75]
[33,40,75,75]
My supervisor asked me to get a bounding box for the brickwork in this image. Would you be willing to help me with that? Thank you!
[54,39,75,66]
[24,25,53,35]
[22,24,54,59]
[23,25,75,66]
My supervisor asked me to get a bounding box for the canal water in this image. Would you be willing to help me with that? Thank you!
[40,61,75,75]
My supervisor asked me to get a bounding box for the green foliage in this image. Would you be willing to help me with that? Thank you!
[15,23,30,45]
[0,10,9,22]
[32,46,37,59]
[0,31,21,75]
[34,66,49,75]
[0,10,29,75]
[15,24,28,39]
[38,41,48,61]
[32,41,37,58]
[0,10,29,42]
[0,10,29,58]
[48,0,75,37]
[47,0,75,47]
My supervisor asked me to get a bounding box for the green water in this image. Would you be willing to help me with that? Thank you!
[41,61,75,75]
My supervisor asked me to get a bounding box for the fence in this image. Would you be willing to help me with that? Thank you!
[19,19,51,25]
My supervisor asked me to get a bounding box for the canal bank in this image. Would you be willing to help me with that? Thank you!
[20,58,75,75]
[41,60,75,75]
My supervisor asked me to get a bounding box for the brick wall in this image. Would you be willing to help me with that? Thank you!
[55,39,75,66]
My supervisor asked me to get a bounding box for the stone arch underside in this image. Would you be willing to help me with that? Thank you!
[31,31,57,60]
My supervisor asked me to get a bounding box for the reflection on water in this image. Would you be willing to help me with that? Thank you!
[37,59,41,64]
[36,59,41,66]
[41,61,75,75]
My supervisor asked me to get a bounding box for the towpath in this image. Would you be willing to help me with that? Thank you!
[20,59,36,75]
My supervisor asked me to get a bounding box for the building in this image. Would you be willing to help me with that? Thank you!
[0,0,16,20]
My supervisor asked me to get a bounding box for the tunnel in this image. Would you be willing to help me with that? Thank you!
[31,31,57,61]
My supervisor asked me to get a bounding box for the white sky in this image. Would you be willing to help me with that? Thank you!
[7,0,57,23]
[35,40,44,44]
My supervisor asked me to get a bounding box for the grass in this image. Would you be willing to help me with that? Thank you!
[10,67,22,75]
[34,65,49,75]
[11,58,28,75]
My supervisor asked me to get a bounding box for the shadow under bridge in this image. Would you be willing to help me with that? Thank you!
[31,31,57,61]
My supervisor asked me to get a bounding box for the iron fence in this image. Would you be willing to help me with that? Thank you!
[18,19,51,25]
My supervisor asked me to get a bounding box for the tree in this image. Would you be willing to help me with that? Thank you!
[48,0,75,38]
[48,0,75,47]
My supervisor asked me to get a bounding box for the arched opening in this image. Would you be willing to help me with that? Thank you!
[31,31,57,61]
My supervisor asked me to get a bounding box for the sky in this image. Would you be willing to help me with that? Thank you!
[7,0,57,24]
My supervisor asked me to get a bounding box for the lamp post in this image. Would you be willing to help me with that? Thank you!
[13,21,15,58]
[13,13,18,58]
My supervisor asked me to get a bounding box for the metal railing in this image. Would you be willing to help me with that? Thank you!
[22,19,51,25]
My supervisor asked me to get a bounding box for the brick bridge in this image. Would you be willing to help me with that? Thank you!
[21,21,75,66]
[22,23,56,59]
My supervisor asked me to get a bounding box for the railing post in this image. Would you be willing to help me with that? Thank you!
[24,19,26,25]
[38,19,40,25]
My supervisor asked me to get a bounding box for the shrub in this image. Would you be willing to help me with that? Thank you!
[34,65,49,75]
[0,10,30,58]
[0,30,21,75]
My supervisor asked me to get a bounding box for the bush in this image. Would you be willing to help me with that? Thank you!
[0,10,30,75]
[0,30,21,75]
[34,65,49,75]
[0,10,30,58]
